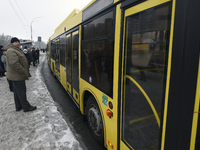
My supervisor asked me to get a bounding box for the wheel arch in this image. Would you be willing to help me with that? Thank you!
[81,88,106,146]
[82,89,102,115]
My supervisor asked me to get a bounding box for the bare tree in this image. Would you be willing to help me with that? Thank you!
[0,34,47,49]
[0,34,12,46]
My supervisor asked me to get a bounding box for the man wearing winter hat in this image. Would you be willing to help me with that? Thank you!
[5,37,37,112]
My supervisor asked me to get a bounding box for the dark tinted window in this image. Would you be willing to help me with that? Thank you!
[83,11,113,40]
[55,39,60,71]
[81,11,114,98]
[60,34,66,66]
[72,33,79,92]
[81,11,114,97]
[51,40,56,60]
[66,34,72,84]
[46,42,50,56]
[82,0,113,21]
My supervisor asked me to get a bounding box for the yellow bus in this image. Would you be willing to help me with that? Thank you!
[46,0,200,149]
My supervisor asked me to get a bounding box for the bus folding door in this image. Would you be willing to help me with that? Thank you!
[121,0,172,149]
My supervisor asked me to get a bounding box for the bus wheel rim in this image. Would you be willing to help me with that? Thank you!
[88,105,102,136]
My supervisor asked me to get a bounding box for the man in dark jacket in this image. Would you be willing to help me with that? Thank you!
[32,47,37,66]
[28,48,33,65]
[36,48,40,64]
[5,37,36,112]
[0,45,6,76]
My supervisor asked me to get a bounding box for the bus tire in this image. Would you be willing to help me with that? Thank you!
[86,96,104,146]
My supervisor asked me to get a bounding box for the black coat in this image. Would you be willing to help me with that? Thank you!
[24,53,31,63]
[0,49,5,72]
[32,50,37,59]
[36,50,39,59]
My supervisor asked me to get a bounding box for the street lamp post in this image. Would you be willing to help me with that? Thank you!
[30,17,42,42]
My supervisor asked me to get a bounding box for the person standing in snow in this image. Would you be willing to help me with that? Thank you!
[36,47,40,64]
[0,46,5,77]
[5,37,37,112]
[1,50,7,71]
[0,45,6,76]
[28,48,33,65]
[23,47,31,67]
[32,47,37,66]
[1,49,13,91]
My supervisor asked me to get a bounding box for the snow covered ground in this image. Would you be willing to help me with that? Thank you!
[0,53,83,150]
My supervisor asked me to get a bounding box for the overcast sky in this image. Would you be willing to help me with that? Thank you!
[1,0,92,43]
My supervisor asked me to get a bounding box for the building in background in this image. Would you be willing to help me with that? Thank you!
[20,40,32,49]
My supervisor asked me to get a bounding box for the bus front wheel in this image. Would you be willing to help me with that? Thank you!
[86,96,104,146]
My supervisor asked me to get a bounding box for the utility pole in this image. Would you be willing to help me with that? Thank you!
[30,17,42,42]
[31,25,33,42]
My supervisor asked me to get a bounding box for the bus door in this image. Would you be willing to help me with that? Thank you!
[121,0,171,149]
[66,31,79,104]
[66,34,72,94]
[72,31,79,104]
[55,38,60,73]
